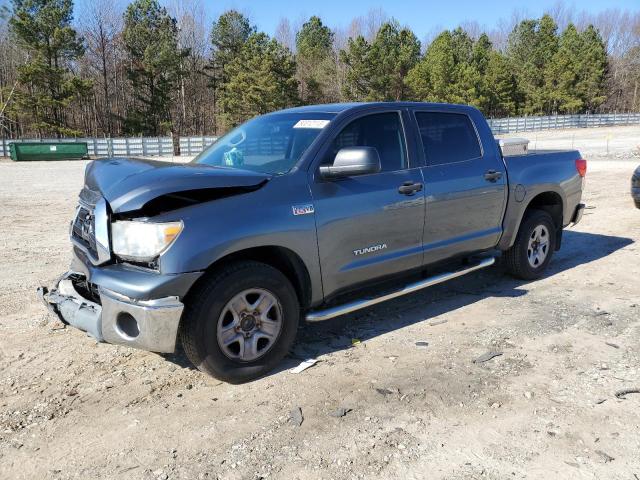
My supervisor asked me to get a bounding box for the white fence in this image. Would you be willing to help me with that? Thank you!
[487,112,640,134]
[2,113,639,158]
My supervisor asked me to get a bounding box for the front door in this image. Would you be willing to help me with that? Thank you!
[310,111,426,298]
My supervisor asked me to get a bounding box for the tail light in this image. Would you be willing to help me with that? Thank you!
[575,158,587,177]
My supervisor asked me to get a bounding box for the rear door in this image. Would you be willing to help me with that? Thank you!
[310,110,425,298]
[413,110,507,264]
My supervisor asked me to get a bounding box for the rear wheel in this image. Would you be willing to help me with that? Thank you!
[503,209,556,280]
[180,261,299,383]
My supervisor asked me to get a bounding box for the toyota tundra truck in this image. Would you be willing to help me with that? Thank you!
[39,102,586,383]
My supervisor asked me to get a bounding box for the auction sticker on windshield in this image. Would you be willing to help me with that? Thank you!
[293,119,330,129]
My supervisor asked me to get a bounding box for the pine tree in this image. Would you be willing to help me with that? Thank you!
[545,24,584,113]
[208,10,254,132]
[450,28,478,106]
[340,35,372,101]
[219,32,298,128]
[209,11,254,90]
[578,25,607,112]
[505,19,537,110]
[296,16,337,103]
[407,30,449,102]
[507,15,559,114]
[366,21,420,101]
[340,21,419,102]
[122,0,186,135]
[484,50,519,116]
[469,33,492,110]
[407,29,472,104]
[9,0,91,137]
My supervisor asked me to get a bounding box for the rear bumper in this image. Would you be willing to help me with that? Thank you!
[39,272,184,353]
[571,202,585,225]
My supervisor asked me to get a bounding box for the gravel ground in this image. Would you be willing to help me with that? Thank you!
[0,126,639,480]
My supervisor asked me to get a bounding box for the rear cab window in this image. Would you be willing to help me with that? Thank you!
[414,112,482,166]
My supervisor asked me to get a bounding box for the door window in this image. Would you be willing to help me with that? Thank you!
[415,112,481,166]
[325,112,407,172]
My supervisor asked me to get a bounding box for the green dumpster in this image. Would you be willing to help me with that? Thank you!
[9,142,89,161]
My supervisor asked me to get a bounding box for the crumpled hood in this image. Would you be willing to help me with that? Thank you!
[85,157,270,213]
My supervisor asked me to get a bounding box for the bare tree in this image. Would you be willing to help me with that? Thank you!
[275,17,295,52]
[0,12,24,137]
[345,8,388,41]
[170,0,212,135]
[78,0,123,136]
[459,20,482,41]
[363,8,387,41]
[489,9,528,51]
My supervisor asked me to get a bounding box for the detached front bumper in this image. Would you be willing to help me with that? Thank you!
[39,271,185,353]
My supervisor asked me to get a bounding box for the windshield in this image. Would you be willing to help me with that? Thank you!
[193,112,336,174]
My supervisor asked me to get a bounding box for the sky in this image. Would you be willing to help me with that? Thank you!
[200,0,639,37]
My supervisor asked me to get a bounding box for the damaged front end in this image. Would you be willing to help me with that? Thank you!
[38,272,184,353]
[38,273,102,339]
[39,157,270,353]
[71,158,269,269]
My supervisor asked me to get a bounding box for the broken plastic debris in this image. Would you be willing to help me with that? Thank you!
[351,338,361,346]
[290,358,318,374]
[329,407,352,418]
[289,407,303,426]
[429,319,448,326]
[614,387,640,399]
[595,450,615,463]
[473,351,503,364]
[415,341,429,348]
[375,387,396,396]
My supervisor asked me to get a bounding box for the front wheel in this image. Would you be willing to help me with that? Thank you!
[180,261,299,383]
[503,209,556,280]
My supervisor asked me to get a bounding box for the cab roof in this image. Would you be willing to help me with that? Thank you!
[273,102,478,116]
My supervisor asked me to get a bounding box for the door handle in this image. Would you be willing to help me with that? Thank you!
[484,170,503,182]
[398,181,423,195]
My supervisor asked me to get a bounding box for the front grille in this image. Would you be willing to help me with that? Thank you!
[69,273,102,305]
[71,186,106,261]
[72,204,98,256]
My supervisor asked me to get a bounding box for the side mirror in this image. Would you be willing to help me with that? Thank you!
[319,147,381,179]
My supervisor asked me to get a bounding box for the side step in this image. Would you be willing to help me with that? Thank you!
[305,257,496,322]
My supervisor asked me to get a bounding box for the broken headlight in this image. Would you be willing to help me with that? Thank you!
[111,220,183,261]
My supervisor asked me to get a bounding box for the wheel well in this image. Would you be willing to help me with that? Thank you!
[525,192,563,229]
[524,191,564,249]
[202,246,312,309]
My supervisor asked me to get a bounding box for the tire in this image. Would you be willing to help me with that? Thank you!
[180,261,299,383]
[503,209,556,280]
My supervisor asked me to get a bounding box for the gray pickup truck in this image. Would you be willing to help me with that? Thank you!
[40,102,586,382]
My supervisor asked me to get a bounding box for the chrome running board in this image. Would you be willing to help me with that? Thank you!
[305,257,496,322]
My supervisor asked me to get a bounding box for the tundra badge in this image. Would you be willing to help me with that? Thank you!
[353,243,387,256]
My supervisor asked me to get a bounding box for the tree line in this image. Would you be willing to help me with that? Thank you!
[0,0,638,139]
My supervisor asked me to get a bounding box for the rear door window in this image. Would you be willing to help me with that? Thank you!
[415,112,482,166]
